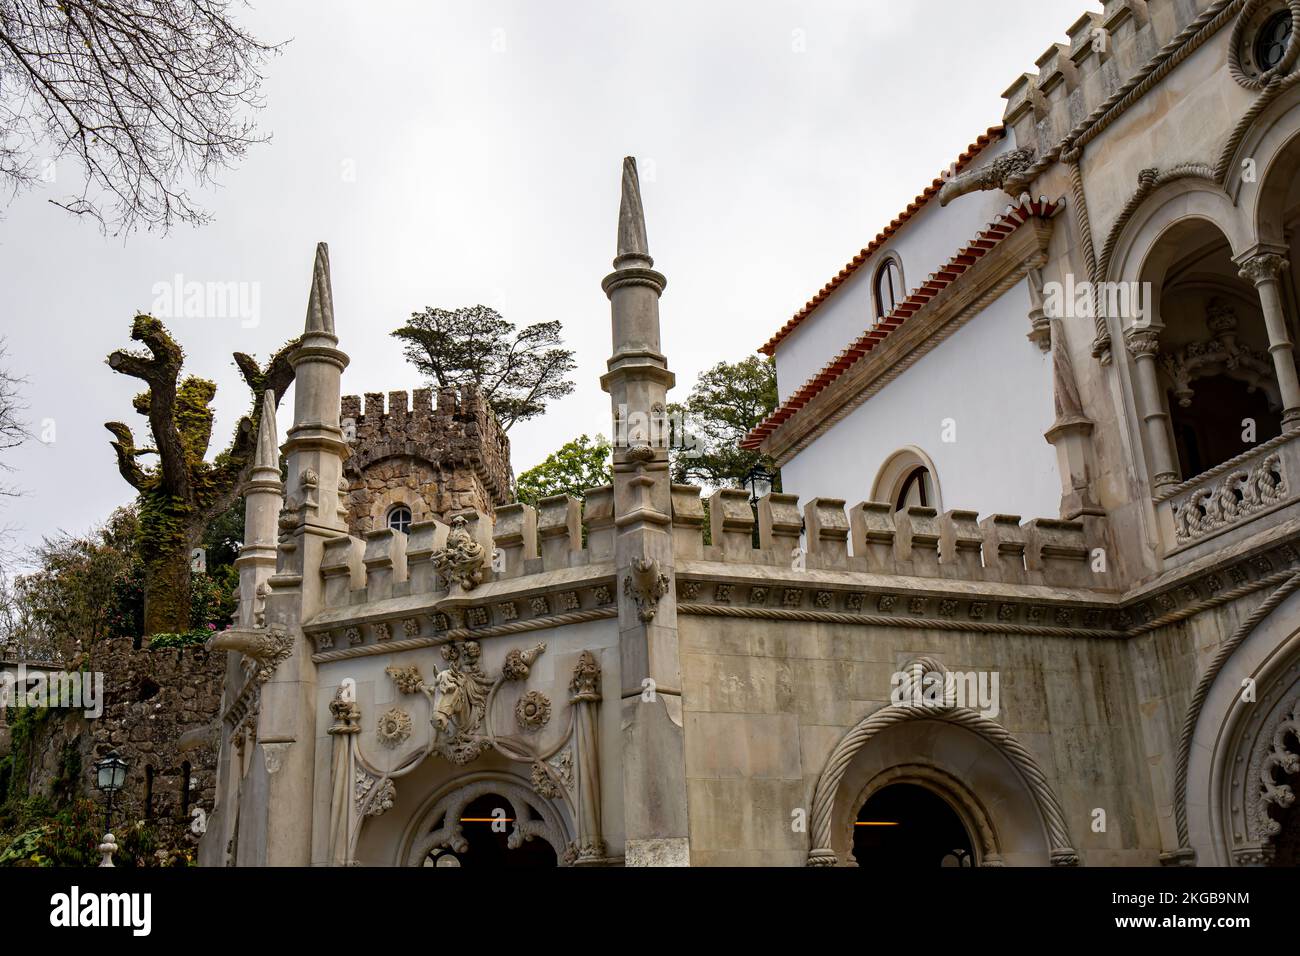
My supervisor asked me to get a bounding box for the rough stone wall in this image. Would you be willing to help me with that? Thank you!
[341,385,513,536]
[86,639,223,854]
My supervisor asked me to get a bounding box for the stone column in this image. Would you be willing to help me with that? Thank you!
[568,650,605,864]
[1125,327,1180,492]
[1240,253,1300,428]
[234,390,283,627]
[261,243,352,866]
[326,684,360,866]
[599,158,690,866]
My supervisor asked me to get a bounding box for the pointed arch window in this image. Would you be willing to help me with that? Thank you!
[874,255,906,319]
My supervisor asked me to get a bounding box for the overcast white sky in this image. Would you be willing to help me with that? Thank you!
[0,0,1092,560]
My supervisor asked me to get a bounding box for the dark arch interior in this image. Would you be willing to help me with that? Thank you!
[1169,374,1281,477]
[424,793,557,868]
[1266,726,1300,868]
[853,782,975,869]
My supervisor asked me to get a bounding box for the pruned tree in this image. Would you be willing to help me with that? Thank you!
[0,0,280,233]
[392,305,576,431]
[104,313,297,635]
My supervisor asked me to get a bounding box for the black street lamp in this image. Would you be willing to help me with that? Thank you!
[94,750,129,837]
[742,463,775,506]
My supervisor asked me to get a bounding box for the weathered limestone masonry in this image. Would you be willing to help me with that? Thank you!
[339,386,512,536]
[202,0,1300,864]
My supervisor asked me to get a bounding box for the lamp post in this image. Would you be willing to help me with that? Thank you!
[742,463,774,507]
[94,750,128,867]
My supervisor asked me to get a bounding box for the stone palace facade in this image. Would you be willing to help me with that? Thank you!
[202,0,1300,867]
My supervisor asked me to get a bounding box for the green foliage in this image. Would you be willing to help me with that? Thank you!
[669,355,780,492]
[34,797,99,866]
[10,507,139,658]
[0,826,45,866]
[147,628,213,649]
[392,305,576,431]
[515,435,613,506]
[190,562,238,630]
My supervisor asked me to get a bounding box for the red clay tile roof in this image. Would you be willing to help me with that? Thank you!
[758,126,1006,357]
[742,196,1059,451]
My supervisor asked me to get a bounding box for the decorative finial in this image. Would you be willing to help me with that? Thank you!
[304,242,334,334]
[617,157,650,261]
[254,389,278,471]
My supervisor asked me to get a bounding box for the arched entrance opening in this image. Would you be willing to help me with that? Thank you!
[420,793,558,868]
[1144,219,1282,480]
[853,783,976,868]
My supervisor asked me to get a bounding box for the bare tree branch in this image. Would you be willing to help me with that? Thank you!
[0,0,281,234]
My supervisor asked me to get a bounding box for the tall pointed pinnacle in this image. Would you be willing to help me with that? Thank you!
[254,389,279,473]
[617,157,651,264]
[304,242,335,335]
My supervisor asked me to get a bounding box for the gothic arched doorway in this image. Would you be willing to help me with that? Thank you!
[853,783,976,868]
[421,794,558,867]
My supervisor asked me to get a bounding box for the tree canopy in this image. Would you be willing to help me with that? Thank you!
[392,305,576,431]
[515,434,612,506]
[670,354,779,490]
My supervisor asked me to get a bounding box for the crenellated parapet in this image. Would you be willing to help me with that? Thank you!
[339,385,513,535]
[1002,0,1224,160]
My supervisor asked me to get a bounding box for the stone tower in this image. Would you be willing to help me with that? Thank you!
[339,385,512,537]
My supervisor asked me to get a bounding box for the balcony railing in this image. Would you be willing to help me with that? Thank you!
[1155,430,1297,555]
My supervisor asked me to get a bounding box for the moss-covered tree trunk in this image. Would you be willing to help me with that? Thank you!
[106,315,297,636]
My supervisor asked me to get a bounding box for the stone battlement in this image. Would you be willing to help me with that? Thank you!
[1002,0,1221,159]
[339,385,513,532]
[293,484,1126,657]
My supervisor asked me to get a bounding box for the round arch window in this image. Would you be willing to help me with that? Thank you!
[874,256,905,319]
[1256,10,1294,72]
[386,505,412,534]
[895,466,933,512]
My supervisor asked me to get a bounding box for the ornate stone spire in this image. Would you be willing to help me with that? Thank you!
[253,388,278,475]
[616,157,651,264]
[304,242,335,335]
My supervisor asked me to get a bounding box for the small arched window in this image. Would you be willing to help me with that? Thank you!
[871,447,942,514]
[387,505,412,535]
[874,256,905,319]
[895,466,933,512]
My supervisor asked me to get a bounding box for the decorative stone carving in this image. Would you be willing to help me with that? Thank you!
[749,586,769,604]
[515,691,552,731]
[355,771,395,817]
[783,588,803,608]
[624,557,670,622]
[377,708,413,748]
[466,606,488,627]
[937,146,1037,206]
[497,601,518,622]
[877,594,897,612]
[385,664,425,695]
[432,514,487,590]
[530,596,550,616]
[1172,453,1286,542]
[1249,696,1300,840]
[1124,327,1161,357]
[1239,252,1289,285]
[502,642,546,681]
[1158,300,1277,409]
[559,590,580,611]
[531,750,574,799]
[715,583,733,603]
[402,618,420,638]
[374,621,391,642]
[206,626,293,685]
[345,626,362,646]
[570,650,601,702]
[593,585,612,605]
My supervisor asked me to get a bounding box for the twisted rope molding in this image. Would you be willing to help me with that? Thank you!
[678,602,1114,639]
[1172,568,1300,850]
[806,704,1078,867]
[1129,568,1298,635]
[310,607,618,663]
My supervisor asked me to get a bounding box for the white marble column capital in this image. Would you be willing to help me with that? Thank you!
[1240,253,1290,286]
